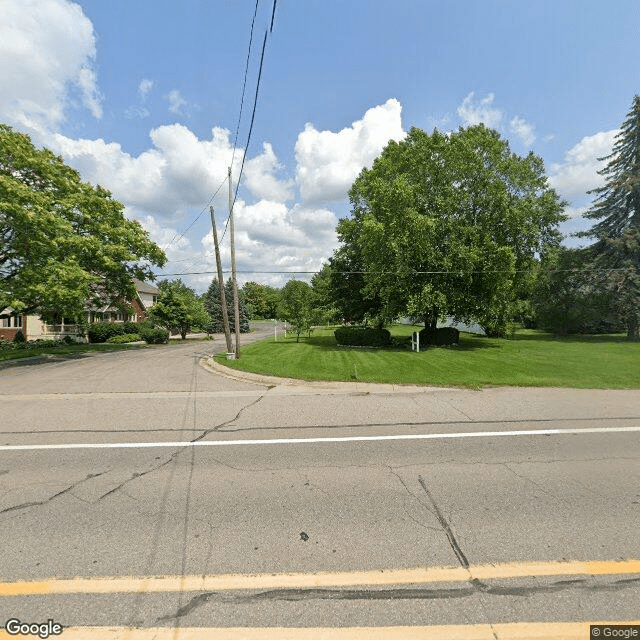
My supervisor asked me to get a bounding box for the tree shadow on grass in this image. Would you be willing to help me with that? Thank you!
[512,332,631,344]
[302,334,500,352]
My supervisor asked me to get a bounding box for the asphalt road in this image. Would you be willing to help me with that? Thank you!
[1,324,639,638]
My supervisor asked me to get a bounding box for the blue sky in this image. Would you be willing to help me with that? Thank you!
[2,0,639,291]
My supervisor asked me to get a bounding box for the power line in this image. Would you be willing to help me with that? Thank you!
[163,0,265,254]
[161,176,227,252]
[154,267,639,278]
[222,28,269,243]
[230,0,260,173]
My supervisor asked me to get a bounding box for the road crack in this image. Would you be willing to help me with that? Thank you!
[0,471,107,516]
[416,474,498,640]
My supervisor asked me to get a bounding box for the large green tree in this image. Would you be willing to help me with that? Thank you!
[339,125,566,335]
[149,279,209,340]
[241,281,280,319]
[0,125,166,320]
[580,96,640,338]
[278,279,313,341]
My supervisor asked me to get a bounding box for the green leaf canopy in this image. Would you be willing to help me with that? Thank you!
[0,125,166,319]
[339,125,566,334]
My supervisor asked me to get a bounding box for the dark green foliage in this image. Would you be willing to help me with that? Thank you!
[581,96,640,239]
[203,279,250,333]
[338,125,566,335]
[533,247,622,335]
[12,329,25,343]
[87,321,126,343]
[138,325,168,344]
[106,333,141,344]
[326,245,384,326]
[241,281,281,319]
[150,279,210,339]
[309,264,342,325]
[580,95,640,338]
[0,124,166,318]
[419,327,460,346]
[278,280,313,342]
[334,326,391,346]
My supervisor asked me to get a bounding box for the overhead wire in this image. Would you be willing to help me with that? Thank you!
[221,27,269,244]
[154,266,638,278]
[162,0,264,257]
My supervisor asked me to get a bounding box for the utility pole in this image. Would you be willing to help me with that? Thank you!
[228,166,241,359]
[209,206,233,353]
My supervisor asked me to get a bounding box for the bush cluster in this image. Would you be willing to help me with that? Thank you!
[106,333,142,344]
[418,327,460,346]
[334,326,391,346]
[87,320,168,344]
[138,326,169,344]
[0,337,72,352]
[87,322,127,343]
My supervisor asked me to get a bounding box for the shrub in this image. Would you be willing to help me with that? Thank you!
[419,327,459,346]
[13,329,26,343]
[123,321,139,333]
[87,322,127,343]
[334,326,391,346]
[106,333,141,344]
[139,326,169,344]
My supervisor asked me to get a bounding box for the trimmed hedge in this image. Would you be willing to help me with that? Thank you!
[419,327,460,346]
[334,326,391,347]
[106,333,141,344]
[138,326,169,344]
[88,320,169,344]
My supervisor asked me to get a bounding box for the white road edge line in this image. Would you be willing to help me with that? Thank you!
[1,425,639,452]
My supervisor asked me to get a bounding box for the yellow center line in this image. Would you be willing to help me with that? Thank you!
[0,558,639,597]
[1,622,639,640]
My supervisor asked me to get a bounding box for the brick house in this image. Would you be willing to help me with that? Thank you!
[0,279,159,342]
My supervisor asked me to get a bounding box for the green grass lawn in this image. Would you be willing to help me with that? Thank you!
[0,342,148,363]
[217,326,640,389]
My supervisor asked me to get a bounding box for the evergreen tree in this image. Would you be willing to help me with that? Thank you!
[582,95,640,239]
[581,95,640,338]
[203,278,250,333]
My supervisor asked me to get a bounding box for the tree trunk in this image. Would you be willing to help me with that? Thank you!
[424,307,438,331]
[181,329,187,340]
[627,314,639,340]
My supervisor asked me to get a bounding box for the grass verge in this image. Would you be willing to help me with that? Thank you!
[217,326,640,389]
[0,342,148,364]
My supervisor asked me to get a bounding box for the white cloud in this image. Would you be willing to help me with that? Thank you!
[51,124,241,220]
[294,98,406,205]
[139,78,154,100]
[196,200,339,289]
[167,89,187,114]
[457,92,503,128]
[244,143,294,202]
[549,129,618,203]
[0,0,101,132]
[509,116,536,146]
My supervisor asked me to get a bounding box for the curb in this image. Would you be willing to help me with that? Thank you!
[200,356,454,395]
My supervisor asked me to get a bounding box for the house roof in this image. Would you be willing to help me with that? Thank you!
[133,279,159,295]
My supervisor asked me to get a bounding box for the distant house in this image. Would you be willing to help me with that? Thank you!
[0,279,159,342]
